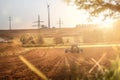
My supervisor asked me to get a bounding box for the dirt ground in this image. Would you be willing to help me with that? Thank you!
[0,46,117,80]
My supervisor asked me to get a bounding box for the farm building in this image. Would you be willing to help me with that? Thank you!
[0,37,6,42]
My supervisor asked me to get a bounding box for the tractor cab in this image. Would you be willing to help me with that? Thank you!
[65,44,83,53]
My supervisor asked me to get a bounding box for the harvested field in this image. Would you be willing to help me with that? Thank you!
[0,43,30,56]
[0,47,117,80]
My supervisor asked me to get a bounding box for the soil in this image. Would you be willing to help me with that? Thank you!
[0,47,117,80]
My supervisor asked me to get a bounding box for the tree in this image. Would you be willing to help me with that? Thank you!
[64,0,120,20]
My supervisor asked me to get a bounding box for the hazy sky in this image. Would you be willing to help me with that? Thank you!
[0,0,90,30]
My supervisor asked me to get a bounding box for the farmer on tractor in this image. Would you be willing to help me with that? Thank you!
[65,43,83,53]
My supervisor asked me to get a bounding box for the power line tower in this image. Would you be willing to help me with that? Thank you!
[47,4,50,28]
[33,15,44,29]
[9,16,12,30]
[58,18,63,28]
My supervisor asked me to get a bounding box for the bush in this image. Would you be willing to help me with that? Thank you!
[54,36,63,45]
[20,34,35,44]
[36,35,44,44]
[20,35,27,44]
[95,50,120,80]
[102,56,120,80]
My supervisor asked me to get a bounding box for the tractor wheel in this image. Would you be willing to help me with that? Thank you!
[76,50,80,53]
[65,49,68,53]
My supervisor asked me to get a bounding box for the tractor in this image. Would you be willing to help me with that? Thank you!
[65,44,83,53]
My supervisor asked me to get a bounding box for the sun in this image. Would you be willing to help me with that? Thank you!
[64,5,115,28]
[92,14,114,28]
[100,19,114,28]
[83,11,115,28]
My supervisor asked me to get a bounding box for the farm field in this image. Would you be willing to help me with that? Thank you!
[1,0,120,79]
[0,45,117,80]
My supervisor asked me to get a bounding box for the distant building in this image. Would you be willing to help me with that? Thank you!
[76,24,98,28]
[0,37,8,43]
[41,25,48,29]
[0,37,5,42]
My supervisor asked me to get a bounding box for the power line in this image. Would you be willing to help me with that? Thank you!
[46,0,55,5]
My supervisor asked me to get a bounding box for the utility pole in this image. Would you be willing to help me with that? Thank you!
[38,15,41,29]
[58,18,63,28]
[47,4,50,28]
[33,15,44,29]
[9,16,12,30]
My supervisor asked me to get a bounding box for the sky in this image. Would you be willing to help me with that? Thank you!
[0,0,93,30]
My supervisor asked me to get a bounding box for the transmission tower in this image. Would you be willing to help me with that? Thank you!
[9,16,12,30]
[46,0,55,28]
[47,4,50,28]
[58,18,63,28]
[33,15,44,29]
